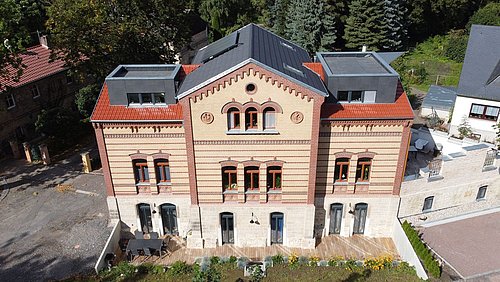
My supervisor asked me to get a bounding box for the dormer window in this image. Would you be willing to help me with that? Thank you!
[127,93,166,106]
[337,90,376,103]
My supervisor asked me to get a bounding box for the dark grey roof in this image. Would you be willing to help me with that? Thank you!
[177,24,327,98]
[422,85,457,111]
[377,52,405,64]
[316,52,399,77]
[458,25,500,101]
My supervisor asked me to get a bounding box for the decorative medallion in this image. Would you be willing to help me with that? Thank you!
[290,111,304,124]
[201,112,214,124]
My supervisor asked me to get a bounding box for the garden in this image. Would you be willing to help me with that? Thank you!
[66,254,422,282]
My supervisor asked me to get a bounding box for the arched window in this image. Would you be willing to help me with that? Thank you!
[245,107,258,130]
[355,158,372,182]
[477,186,487,200]
[133,159,149,183]
[222,166,238,191]
[334,158,350,182]
[227,107,240,130]
[422,196,434,212]
[267,166,282,190]
[244,166,259,191]
[154,159,170,183]
[263,107,276,130]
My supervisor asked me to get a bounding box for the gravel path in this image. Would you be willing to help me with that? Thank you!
[0,149,111,281]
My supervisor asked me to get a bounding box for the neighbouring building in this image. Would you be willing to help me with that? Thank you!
[449,25,500,143]
[91,24,413,249]
[421,85,457,121]
[0,37,78,158]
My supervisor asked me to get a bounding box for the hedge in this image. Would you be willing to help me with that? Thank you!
[402,220,441,278]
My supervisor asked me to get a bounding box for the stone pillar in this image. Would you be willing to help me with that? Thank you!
[81,152,92,173]
[8,140,21,159]
[22,142,32,163]
[39,144,50,165]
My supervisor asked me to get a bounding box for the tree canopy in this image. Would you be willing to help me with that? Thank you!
[47,0,192,82]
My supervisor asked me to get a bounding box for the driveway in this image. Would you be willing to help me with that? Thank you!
[0,147,111,281]
[421,210,500,280]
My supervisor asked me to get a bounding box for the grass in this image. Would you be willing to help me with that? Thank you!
[392,35,463,93]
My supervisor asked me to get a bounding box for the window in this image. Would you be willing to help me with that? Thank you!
[244,166,259,191]
[127,93,166,105]
[245,107,258,130]
[422,196,434,212]
[334,158,350,182]
[264,107,276,129]
[227,108,240,130]
[31,85,40,98]
[155,159,171,184]
[355,158,372,182]
[484,150,496,167]
[353,203,368,234]
[5,93,15,109]
[222,166,237,190]
[245,83,256,94]
[337,90,376,103]
[469,104,500,121]
[133,159,149,183]
[476,186,487,200]
[66,74,73,84]
[267,166,282,190]
[137,203,153,233]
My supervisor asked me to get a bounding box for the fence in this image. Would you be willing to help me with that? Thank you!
[94,221,121,274]
[392,218,428,280]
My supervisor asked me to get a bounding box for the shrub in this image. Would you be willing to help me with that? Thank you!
[344,259,358,271]
[75,83,100,118]
[250,265,264,282]
[444,30,468,63]
[192,263,221,282]
[137,262,163,274]
[328,256,344,267]
[288,253,299,268]
[319,260,328,267]
[402,220,441,278]
[309,256,320,266]
[298,256,309,265]
[168,261,192,276]
[210,256,220,266]
[100,261,136,280]
[271,253,285,265]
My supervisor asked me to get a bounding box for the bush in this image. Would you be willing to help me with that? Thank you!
[100,261,136,281]
[402,221,441,278]
[328,256,344,267]
[250,265,264,282]
[444,30,468,63]
[288,253,299,268]
[168,261,192,276]
[309,256,320,266]
[467,3,500,30]
[210,256,220,266]
[192,263,221,282]
[271,254,284,265]
[75,83,100,118]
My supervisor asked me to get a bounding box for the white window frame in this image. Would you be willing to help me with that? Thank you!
[31,85,40,99]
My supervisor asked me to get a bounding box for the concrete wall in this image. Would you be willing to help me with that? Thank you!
[449,96,500,142]
[94,221,121,274]
[391,218,428,280]
[399,147,500,225]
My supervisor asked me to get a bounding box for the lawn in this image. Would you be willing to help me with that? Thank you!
[391,35,463,93]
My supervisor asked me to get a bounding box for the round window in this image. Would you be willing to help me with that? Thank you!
[245,83,257,94]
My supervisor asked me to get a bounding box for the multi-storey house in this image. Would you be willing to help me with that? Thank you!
[91,24,413,248]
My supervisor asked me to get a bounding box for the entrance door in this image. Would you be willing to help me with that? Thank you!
[353,203,368,234]
[270,212,284,244]
[329,203,343,234]
[160,204,178,235]
[137,203,153,233]
[221,213,234,244]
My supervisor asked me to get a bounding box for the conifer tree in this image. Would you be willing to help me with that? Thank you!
[343,0,388,51]
[383,0,408,50]
[269,0,290,37]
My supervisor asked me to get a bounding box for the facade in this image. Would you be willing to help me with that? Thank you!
[91,24,413,249]
[400,130,500,225]
[449,25,500,142]
[0,41,78,158]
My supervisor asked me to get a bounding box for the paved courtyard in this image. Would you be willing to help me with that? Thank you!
[421,210,500,280]
[0,147,110,282]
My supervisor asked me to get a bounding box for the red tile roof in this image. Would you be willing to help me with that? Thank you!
[91,84,183,122]
[321,83,414,120]
[303,62,325,81]
[0,45,67,91]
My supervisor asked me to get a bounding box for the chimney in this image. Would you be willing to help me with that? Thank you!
[361,45,367,52]
[39,35,49,48]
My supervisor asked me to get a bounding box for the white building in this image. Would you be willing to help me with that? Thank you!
[449,25,500,143]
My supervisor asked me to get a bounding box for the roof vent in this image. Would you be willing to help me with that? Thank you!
[283,63,305,77]
[280,41,296,51]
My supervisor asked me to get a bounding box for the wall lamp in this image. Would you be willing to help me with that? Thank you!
[249,212,260,225]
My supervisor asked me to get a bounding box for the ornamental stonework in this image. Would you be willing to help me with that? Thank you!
[290,111,304,124]
[201,112,214,124]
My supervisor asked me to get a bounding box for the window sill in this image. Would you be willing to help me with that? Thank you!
[33,96,40,99]
[223,190,238,194]
[7,106,16,110]
[226,129,279,135]
[127,104,169,108]
[334,181,349,185]
[136,182,150,186]
[482,165,496,172]
[267,189,282,194]
[422,209,432,213]
[157,182,172,186]
[355,182,370,185]
[245,190,260,194]
[476,198,486,202]
[468,116,498,122]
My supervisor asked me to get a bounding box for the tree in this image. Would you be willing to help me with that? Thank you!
[75,84,100,119]
[467,2,500,29]
[285,0,337,54]
[384,0,408,50]
[343,0,388,51]
[35,107,81,139]
[269,0,290,37]
[47,0,191,83]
